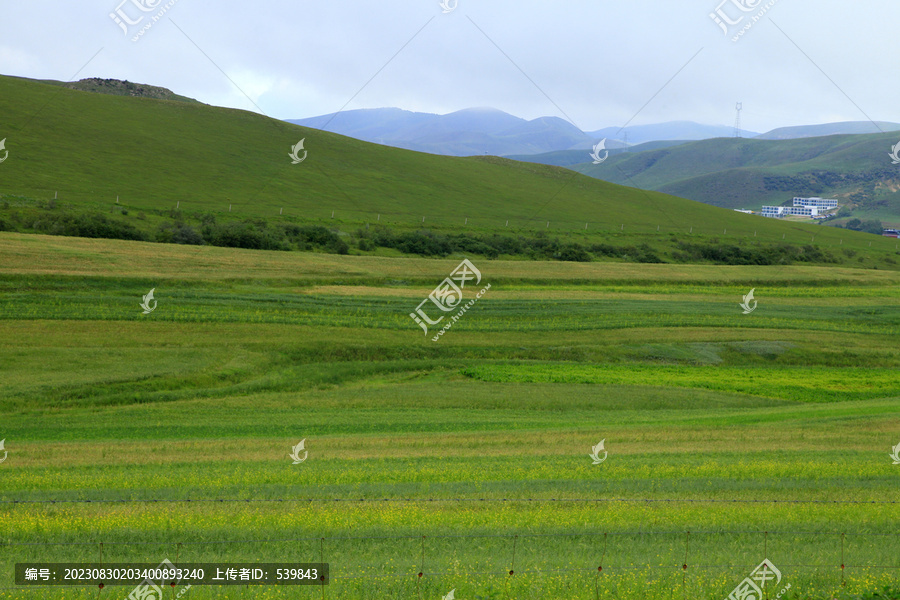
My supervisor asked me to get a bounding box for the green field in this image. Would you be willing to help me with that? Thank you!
[1,232,899,599]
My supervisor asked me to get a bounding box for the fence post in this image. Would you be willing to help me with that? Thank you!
[840,532,846,589]
[174,543,182,600]
[505,534,518,600]
[594,533,608,600]
[320,537,326,600]
[682,531,690,600]
[98,541,104,596]
[417,535,426,600]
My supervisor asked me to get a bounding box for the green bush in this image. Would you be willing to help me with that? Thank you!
[31,212,146,241]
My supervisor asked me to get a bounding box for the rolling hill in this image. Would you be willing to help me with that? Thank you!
[588,121,756,144]
[0,74,761,231]
[506,141,689,167]
[567,134,900,224]
[756,121,900,140]
[1,73,897,263]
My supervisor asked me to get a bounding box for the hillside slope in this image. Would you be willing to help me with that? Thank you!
[756,121,900,140]
[1,73,898,264]
[0,74,788,234]
[571,134,900,221]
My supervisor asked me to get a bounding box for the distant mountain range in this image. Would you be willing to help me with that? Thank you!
[287,108,758,157]
[288,107,900,159]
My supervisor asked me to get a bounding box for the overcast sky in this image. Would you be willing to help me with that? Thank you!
[1,0,897,133]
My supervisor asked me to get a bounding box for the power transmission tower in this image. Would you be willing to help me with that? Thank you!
[733,102,743,138]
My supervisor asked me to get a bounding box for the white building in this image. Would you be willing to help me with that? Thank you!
[793,197,838,209]
[761,205,820,218]
[761,197,839,218]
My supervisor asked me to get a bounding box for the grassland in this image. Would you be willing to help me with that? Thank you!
[0,233,899,599]
[5,72,900,271]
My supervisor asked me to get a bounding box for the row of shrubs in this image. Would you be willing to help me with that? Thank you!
[157,218,349,254]
[362,228,838,265]
[360,228,665,262]
[673,240,840,265]
[0,206,845,266]
[0,209,349,254]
